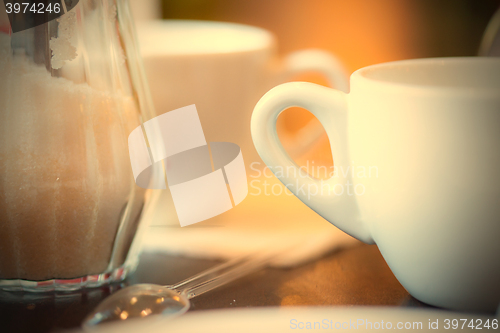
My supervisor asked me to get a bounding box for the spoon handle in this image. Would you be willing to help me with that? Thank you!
[171,252,276,299]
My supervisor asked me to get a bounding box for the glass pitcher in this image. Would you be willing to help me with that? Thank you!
[0,0,157,291]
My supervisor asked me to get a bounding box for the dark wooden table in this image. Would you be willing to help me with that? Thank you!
[0,244,428,333]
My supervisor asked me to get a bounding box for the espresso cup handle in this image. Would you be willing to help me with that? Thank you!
[279,49,349,156]
[251,82,373,244]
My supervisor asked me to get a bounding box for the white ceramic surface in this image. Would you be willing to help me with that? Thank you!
[251,57,500,312]
[74,306,499,333]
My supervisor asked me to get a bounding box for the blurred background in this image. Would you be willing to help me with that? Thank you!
[135,0,500,70]
[131,0,500,167]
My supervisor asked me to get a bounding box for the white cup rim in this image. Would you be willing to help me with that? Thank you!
[352,57,500,96]
[137,19,275,56]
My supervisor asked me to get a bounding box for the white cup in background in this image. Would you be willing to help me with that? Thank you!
[136,20,349,226]
[252,57,500,312]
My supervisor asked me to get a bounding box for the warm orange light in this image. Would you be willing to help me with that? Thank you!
[120,311,129,320]
[141,308,152,317]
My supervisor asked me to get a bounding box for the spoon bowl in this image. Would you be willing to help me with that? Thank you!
[82,252,275,329]
[84,284,189,328]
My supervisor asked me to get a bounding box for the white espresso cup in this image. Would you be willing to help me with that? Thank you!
[251,57,500,312]
[137,20,348,226]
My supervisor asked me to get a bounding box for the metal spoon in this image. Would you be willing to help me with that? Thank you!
[82,253,274,329]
